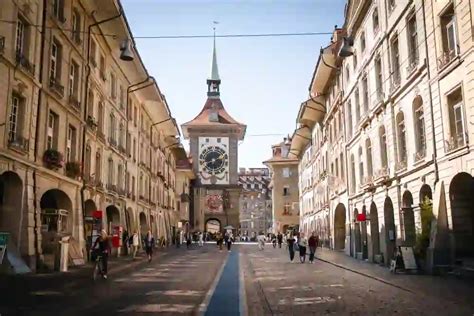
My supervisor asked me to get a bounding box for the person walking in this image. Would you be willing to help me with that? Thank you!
[277,232,283,249]
[144,230,155,262]
[286,233,296,262]
[257,232,266,250]
[308,232,318,263]
[131,231,140,259]
[92,229,111,279]
[186,233,192,249]
[226,233,233,252]
[198,232,204,247]
[298,232,308,263]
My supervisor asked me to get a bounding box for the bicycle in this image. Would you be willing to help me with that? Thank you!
[92,252,105,280]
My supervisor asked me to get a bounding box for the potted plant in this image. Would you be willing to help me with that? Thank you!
[43,149,64,169]
[65,161,82,178]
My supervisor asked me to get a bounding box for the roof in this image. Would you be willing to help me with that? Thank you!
[209,36,220,81]
[181,97,246,139]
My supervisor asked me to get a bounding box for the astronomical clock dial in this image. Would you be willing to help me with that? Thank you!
[199,146,229,174]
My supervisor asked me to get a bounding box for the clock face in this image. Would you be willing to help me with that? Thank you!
[199,146,228,174]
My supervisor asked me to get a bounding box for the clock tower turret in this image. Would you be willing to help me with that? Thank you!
[181,35,246,233]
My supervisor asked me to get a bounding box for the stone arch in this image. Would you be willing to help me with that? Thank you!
[206,218,221,234]
[402,190,416,246]
[84,199,97,250]
[0,171,24,248]
[150,215,157,239]
[361,205,368,259]
[419,184,433,236]
[334,203,346,250]
[139,211,148,236]
[383,197,396,265]
[449,172,474,258]
[353,208,361,255]
[105,205,120,234]
[369,202,380,261]
[126,207,135,233]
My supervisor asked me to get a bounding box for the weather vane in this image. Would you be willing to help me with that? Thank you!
[213,21,219,35]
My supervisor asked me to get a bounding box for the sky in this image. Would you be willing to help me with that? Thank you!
[121,0,346,168]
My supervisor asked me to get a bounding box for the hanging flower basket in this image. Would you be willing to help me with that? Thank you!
[43,149,64,169]
[65,161,82,178]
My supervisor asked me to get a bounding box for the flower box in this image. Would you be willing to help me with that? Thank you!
[65,161,82,178]
[43,149,64,169]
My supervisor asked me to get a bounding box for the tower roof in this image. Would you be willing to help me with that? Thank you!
[209,36,220,81]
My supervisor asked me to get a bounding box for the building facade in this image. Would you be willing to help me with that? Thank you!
[0,0,182,272]
[238,168,272,238]
[264,137,300,234]
[181,38,246,234]
[291,0,474,272]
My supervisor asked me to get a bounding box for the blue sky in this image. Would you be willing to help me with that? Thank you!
[121,0,346,167]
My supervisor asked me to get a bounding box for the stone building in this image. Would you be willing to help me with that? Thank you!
[264,137,300,234]
[181,37,246,234]
[0,0,182,272]
[291,0,474,272]
[238,168,272,238]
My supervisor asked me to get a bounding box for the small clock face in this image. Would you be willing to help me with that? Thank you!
[199,146,228,174]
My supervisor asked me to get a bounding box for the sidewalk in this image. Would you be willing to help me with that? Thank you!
[315,248,474,309]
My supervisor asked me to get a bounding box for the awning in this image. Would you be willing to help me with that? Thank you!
[297,94,326,126]
[289,125,312,158]
[309,44,338,95]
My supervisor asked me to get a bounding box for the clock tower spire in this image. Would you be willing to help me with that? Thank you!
[207,26,221,97]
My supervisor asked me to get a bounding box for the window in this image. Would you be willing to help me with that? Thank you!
[373,8,379,33]
[119,85,124,109]
[396,112,407,162]
[50,39,62,82]
[15,16,29,56]
[379,126,388,168]
[347,100,353,136]
[360,31,366,52]
[9,93,24,142]
[413,97,426,155]
[52,0,65,22]
[362,76,369,114]
[47,111,58,149]
[110,73,116,99]
[132,176,136,195]
[95,151,102,182]
[68,60,79,98]
[282,167,290,178]
[353,52,358,70]
[87,89,94,117]
[72,10,81,43]
[375,56,383,94]
[366,138,373,177]
[350,154,356,193]
[283,186,289,196]
[447,87,466,149]
[283,203,291,215]
[99,54,105,79]
[118,164,123,190]
[340,152,344,180]
[85,145,91,177]
[388,0,395,12]
[354,89,360,124]
[108,158,114,185]
[119,123,124,148]
[109,113,115,140]
[407,12,418,65]
[127,132,131,155]
[391,36,400,84]
[90,40,97,65]
[440,4,458,58]
[66,125,76,162]
[98,101,104,133]
[358,146,364,185]
[345,65,350,83]
[133,138,136,160]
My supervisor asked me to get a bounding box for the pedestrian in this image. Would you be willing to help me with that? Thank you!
[122,230,129,256]
[298,232,308,263]
[131,231,140,259]
[257,232,266,250]
[286,233,296,263]
[226,233,233,252]
[92,229,111,279]
[186,233,192,249]
[308,232,318,263]
[198,232,204,247]
[271,234,277,248]
[144,230,155,262]
[277,232,283,249]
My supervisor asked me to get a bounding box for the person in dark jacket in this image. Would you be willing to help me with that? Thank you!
[308,232,319,263]
[144,230,155,262]
[277,232,283,248]
[286,233,296,262]
[92,229,111,279]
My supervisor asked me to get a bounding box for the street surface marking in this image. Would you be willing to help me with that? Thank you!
[267,284,344,292]
[146,290,204,296]
[278,296,340,305]
[119,304,194,313]
[114,277,181,282]
[32,291,63,296]
[198,253,229,315]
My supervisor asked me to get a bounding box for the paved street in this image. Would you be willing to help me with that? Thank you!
[1,244,474,315]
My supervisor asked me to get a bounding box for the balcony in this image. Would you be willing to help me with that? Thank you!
[86,115,98,131]
[389,71,401,93]
[43,149,64,170]
[374,167,389,182]
[437,49,457,70]
[96,180,105,190]
[68,95,81,112]
[85,175,96,187]
[108,137,117,148]
[97,130,106,142]
[118,187,126,197]
[359,112,370,129]
[119,145,127,155]
[395,158,407,172]
[8,135,29,154]
[16,52,35,76]
[49,78,64,98]
[360,175,375,192]
[0,36,5,54]
[65,161,81,179]
[106,183,118,193]
[414,148,426,162]
[373,88,383,109]
[445,134,467,152]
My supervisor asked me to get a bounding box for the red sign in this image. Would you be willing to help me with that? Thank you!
[356,213,367,222]
[112,236,120,248]
[92,210,103,219]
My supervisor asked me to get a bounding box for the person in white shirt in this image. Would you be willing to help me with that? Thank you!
[131,231,139,259]
[257,233,266,250]
[198,232,204,247]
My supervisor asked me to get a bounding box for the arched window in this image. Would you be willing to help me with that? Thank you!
[396,112,407,162]
[413,96,426,158]
[350,154,356,193]
[366,138,373,177]
[379,125,388,168]
[358,146,364,185]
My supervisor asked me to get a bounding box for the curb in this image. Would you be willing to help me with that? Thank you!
[315,256,414,293]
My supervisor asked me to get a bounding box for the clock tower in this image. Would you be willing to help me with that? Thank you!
[182,36,246,233]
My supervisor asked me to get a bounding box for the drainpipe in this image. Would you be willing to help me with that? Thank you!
[79,9,124,257]
[31,0,48,270]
